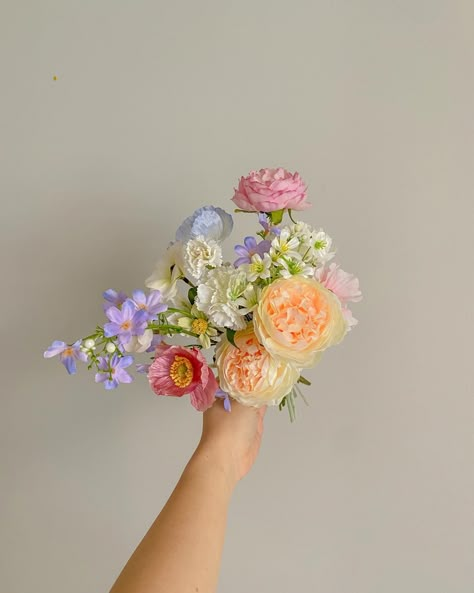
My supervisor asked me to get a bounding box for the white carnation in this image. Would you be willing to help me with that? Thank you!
[183,236,222,282]
[195,265,249,330]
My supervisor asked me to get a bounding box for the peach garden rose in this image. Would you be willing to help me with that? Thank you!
[215,324,299,407]
[253,276,347,368]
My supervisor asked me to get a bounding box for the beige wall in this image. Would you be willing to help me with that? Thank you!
[1,2,473,592]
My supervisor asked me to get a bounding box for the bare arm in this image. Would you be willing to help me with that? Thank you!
[110,402,266,593]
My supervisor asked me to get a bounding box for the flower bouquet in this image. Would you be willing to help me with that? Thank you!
[44,168,361,421]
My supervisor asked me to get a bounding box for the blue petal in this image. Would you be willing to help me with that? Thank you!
[62,356,77,375]
[104,379,119,390]
[244,236,257,251]
[116,369,133,384]
[234,245,249,256]
[95,372,108,383]
[121,300,136,319]
[118,355,134,369]
[110,353,120,368]
[105,306,123,324]
[132,289,146,305]
[104,322,120,337]
[75,350,89,363]
[44,340,67,358]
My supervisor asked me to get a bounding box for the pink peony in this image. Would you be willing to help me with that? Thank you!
[148,344,218,411]
[315,263,362,330]
[232,168,310,212]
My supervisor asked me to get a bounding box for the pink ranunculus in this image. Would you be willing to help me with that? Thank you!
[315,263,362,331]
[231,168,310,212]
[148,344,218,411]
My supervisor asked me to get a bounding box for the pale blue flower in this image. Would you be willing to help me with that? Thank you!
[176,206,233,243]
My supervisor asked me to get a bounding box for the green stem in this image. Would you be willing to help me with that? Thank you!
[150,323,198,338]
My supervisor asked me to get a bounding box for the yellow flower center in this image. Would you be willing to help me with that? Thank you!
[63,347,74,357]
[191,318,208,335]
[121,320,132,331]
[169,355,194,388]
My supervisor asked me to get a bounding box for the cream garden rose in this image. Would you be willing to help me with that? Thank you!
[215,324,299,407]
[253,276,347,368]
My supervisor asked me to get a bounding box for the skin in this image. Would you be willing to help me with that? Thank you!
[110,401,266,593]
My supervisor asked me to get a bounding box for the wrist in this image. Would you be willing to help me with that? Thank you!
[190,441,239,495]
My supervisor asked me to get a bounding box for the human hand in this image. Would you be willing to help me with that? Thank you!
[196,400,266,488]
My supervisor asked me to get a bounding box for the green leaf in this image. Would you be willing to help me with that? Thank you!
[269,209,284,225]
[297,375,311,386]
[226,328,237,347]
[188,287,198,305]
[278,396,287,411]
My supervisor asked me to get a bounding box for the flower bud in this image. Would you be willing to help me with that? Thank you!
[106,342,116,353]
[84,339,95,349]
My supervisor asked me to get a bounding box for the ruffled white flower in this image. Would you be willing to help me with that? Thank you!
[145,242,184,300]
[123,329,154,353]
[182,236,222,282]
[195,265,249,330]
[245,252,272,282]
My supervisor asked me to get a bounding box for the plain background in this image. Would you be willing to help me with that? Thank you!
[1,1,473,592]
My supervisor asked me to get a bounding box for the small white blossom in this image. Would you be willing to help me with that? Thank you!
[183,235,222,282]
[279,257,315,279]
[195,265,249,330]
[312,229,336,264]
[245,252,272,282]
[236,284,261,315]
[286,222,336,266]
[269,228,301,264]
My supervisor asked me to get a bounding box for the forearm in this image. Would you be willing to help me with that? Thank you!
[110,445,235,593]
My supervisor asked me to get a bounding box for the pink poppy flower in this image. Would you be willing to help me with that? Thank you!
[148,344,218,411]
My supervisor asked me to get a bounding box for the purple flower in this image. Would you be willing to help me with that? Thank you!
[43,340,88,375]
[216,388,232,412]
[104,300,148,345]
[103,289,128,312]
[258,212,281,236]
[234,236,271,267]
[136,363,151,374]
[131,290,168,321]
[95,354,134,389]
